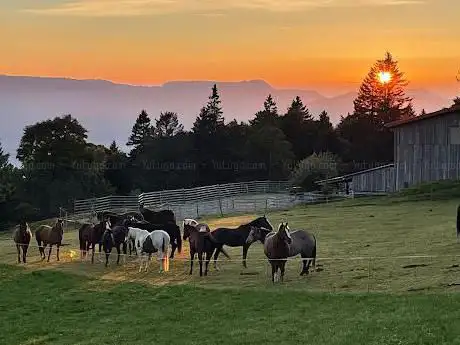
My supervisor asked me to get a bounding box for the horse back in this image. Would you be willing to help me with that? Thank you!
[212,227,248,246]
[289,230,316,257]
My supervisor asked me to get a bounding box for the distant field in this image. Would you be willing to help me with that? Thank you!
[3,196,460,344]
[1,196,460,293]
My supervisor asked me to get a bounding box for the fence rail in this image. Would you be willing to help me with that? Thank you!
[74,180,290,215]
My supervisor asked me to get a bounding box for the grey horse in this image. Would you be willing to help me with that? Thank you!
[246,224,317,276]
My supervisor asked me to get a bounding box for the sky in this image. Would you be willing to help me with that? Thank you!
[1,0,459,95]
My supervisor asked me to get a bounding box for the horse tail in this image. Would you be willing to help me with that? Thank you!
[161,236,166,253]
[175,225,182,254]
[456,205,460,239]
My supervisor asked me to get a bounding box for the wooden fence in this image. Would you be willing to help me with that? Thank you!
[73,180,290,216]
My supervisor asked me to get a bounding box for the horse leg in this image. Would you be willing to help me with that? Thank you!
[16,244,21,263]
[105,249,110,267]
[198,252,204,277]
[189,250,195,275]
[56,244,60,261]
[116,245,121,265]
[23,245,28,263]
[213,246,222,271]
[271,262,276,283]
[47,245,52,262]
[91,242,96,264]
[242,244,249,268]
[204,251,212,276]
[280,261,286,283]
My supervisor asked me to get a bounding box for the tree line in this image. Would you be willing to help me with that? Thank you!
[0,52,418,226]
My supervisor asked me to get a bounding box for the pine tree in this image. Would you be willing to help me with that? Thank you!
[155,111,184,137]
[109,140,119,153]
[192,84,224,135]
[127,110,153,147]
[353,52,414,125]
[250,94,279,127]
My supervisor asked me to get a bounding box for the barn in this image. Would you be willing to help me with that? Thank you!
[317,101,460,194]
[386,101,460,191]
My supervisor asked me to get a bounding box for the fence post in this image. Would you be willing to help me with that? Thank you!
[196,203,199,218]
[265,198,268,213]
[218,198,223,217]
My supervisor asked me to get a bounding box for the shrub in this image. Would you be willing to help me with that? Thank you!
[289,152,340,191]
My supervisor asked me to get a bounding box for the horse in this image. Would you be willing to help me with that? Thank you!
[183,221,230,276]
[78,219,111,263]
[137,230,171,273]
[13,220,32,263]
[211,215,274,270]
[35,219,64,262]
[139,203,175,225]
[246,225,317,276]
[101,221,129,267]
[126,219,182,259]
[127,227,151,271]
[258,222,292,283]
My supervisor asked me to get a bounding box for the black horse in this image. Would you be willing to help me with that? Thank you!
[126,219,182,259]
[102,222,129,267]
[211,216,274,270]
[139,204,175,225]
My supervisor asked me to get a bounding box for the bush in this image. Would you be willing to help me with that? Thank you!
[289,152,340,191]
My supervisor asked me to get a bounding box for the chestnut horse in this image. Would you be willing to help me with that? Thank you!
[13,220,32,263]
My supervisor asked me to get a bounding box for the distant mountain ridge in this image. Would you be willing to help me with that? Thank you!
[0,74,451,165]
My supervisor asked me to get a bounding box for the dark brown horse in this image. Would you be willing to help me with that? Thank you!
[246,225,317,276]
[183,221,230,276]
[78,219,111,263]
[13,220,32,263]
[35,219,64,262]
[257,222,292,283]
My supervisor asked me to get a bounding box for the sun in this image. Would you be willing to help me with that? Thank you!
[378,71,392,84]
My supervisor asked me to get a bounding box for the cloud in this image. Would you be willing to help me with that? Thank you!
[22,0,426,17]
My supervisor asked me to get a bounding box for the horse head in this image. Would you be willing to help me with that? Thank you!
[277,222,292,245]
[54,218,64,234]
[183,224,194,241]
[250,215,273,231]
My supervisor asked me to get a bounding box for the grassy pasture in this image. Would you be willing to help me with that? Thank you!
[3,196,460,344]
[1,196,460,292]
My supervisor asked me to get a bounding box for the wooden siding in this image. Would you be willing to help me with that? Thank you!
[394,110,460,191]
[350,165,395,193]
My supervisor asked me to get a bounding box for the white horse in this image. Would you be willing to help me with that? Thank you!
[128,227,150,270]
[137,229,171,273]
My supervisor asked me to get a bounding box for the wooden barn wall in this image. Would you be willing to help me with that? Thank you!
[350,165,395,193]
[394,110,460,191]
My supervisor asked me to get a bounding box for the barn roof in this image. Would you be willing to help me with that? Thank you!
[316,163,394,185]
[385,102,460,128]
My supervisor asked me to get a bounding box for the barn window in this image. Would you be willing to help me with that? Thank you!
[449,127,460,145]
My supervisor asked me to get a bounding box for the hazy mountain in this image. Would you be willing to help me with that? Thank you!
[0,75,451,164]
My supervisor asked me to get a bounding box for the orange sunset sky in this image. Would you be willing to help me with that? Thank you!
[1,0,459,95]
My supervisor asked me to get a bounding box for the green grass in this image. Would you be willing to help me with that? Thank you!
[3,264,460,345]
[3,195,460,343]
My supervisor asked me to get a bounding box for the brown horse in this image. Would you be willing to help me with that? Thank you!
[257,222,292,283]
[35,219,64,262]
[78,219,110,263]
[183,221,230,276]
[13,220,32,263]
